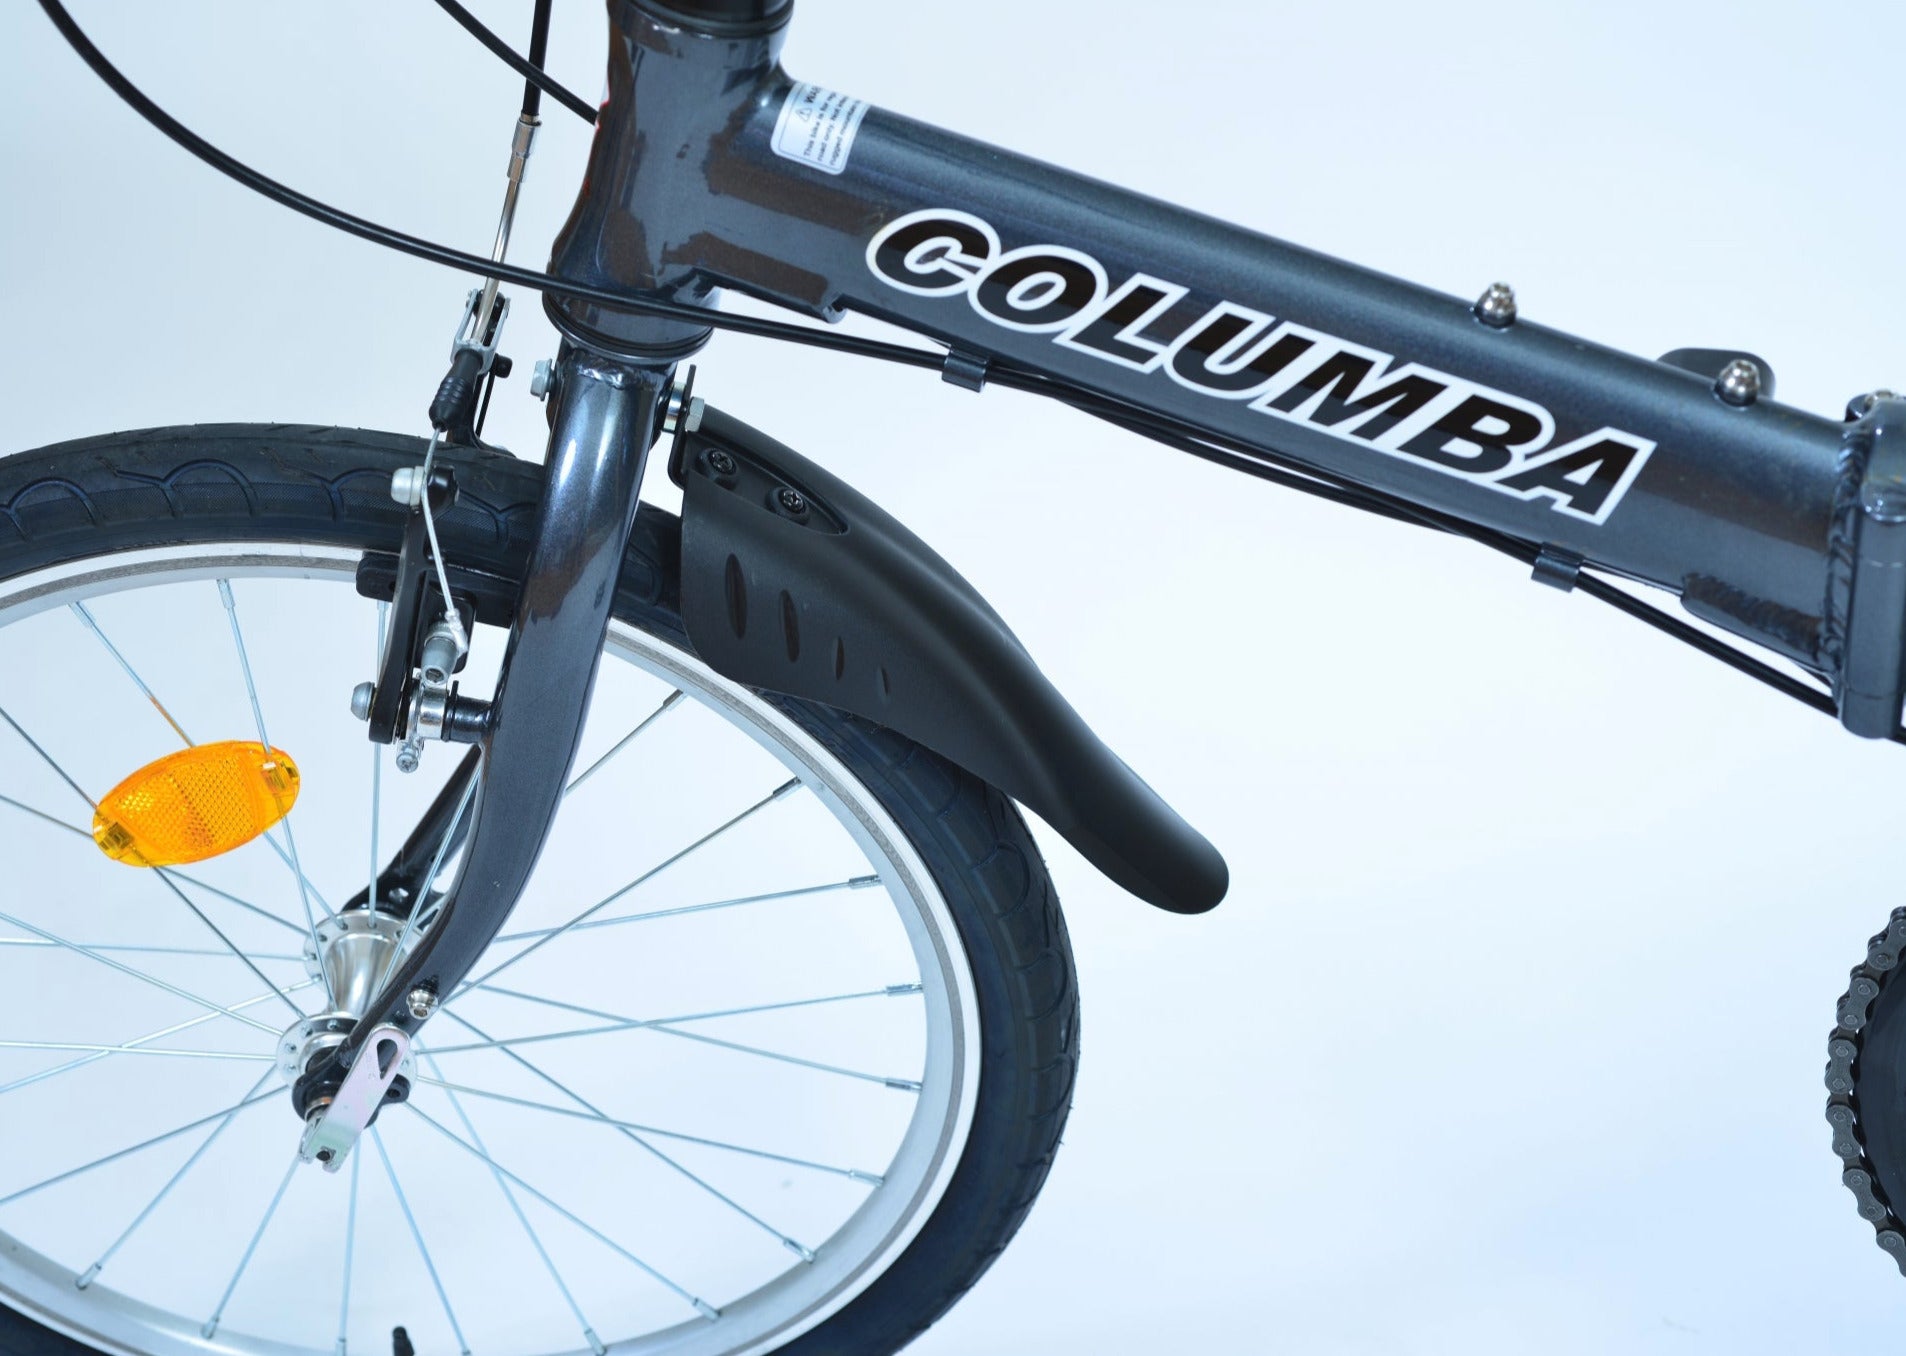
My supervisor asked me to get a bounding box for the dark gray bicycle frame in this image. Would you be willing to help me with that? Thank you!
[327,0,1906,1081]
[545,0,1901,715]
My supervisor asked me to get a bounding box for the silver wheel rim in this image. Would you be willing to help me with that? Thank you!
[0,543,982,1356]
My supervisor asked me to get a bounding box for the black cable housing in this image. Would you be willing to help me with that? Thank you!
[35,0,1880,742]
[522,0,556,119]
[431,0,594,123]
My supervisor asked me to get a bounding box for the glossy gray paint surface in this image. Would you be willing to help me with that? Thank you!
[549,0,1849,670]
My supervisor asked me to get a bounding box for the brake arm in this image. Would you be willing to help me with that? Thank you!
[365,466,460,746]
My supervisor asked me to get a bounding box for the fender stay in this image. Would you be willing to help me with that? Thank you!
[673,407,1228,914]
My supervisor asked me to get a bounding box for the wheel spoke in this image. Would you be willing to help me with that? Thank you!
[0,789,89,839]
[69,600,195,746]
[418,1047,607,1355]
[76,1068,273,1289]
[0,1041,271,1061]
[407,1105,720,1321]
[562,689,682,797]
[0,907,283,1036]
[463,983,921,1090]
[653,1025,922,1091]
[456,777,803,997]
[0,937,304,963]
[218,580,336,965]
[0,1085,281,1208]
[431,984,923,1055]
[0,980,318,1098]
[161,867,309,937]
[491,874,882,946]
[427,1016,817,1260]
[370,1127,472,1356]
[149,866,307,1019]
[202,1149,300,1340]
[415,1074,879,1183]
[0,701,96,810]
[417,1024,880,1185]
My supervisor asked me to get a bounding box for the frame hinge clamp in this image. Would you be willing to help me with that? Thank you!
[941,347,991,393]
[1530,545,1585,593]
[1834,397,1906,737]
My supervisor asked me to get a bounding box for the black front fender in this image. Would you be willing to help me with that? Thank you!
[672,406,1228,914]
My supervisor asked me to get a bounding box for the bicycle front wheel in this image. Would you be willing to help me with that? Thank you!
[0,424,1078,1356]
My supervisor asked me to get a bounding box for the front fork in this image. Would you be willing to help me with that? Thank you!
[293,349,670,1154]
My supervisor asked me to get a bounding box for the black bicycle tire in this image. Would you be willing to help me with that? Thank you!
[0,422,1080,1356]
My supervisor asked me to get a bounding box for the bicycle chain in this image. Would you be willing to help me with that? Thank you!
[1826,905,1906,1273]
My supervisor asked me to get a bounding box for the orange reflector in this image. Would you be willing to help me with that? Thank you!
[92,741,300,867]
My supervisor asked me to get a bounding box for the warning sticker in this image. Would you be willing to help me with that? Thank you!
[771,82,870,176]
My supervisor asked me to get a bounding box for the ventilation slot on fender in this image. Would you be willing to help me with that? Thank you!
[781,590,800,663]
[724,554,747,639]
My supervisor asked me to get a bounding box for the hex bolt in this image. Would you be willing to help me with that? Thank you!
[350,681,374,721]
[406,986,439,1020]
[777,488,807,515]
[706,449,736,477]
[1716,358,1762,407]
[529,358,557,401]
[1473,281,1517,328]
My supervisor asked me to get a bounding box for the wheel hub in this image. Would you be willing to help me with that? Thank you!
[282,907,414,1117]
[302,907,408,1018]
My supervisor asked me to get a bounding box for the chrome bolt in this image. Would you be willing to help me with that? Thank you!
[1473,281,1517,329]
[390,467,427,507]
[1849,389,1899,421]
[350,681,374,721]
[418,619,462,688]
[777,488,807,514]
[529,358,556,401]
[405,986,439,1020]
[662,375,690,434]
[1716,358,1762,407]
[395,739,422,774]
[660,366,703,436]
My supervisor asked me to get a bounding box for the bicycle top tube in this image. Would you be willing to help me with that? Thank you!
[543,0,1852,691]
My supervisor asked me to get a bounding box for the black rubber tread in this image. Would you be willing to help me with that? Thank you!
[0,424,1079,1356]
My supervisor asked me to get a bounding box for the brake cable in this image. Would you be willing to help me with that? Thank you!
[35,0,1875,742]
[429,0,596,124]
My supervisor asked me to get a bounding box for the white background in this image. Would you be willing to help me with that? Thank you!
[6,1,1906,1352]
